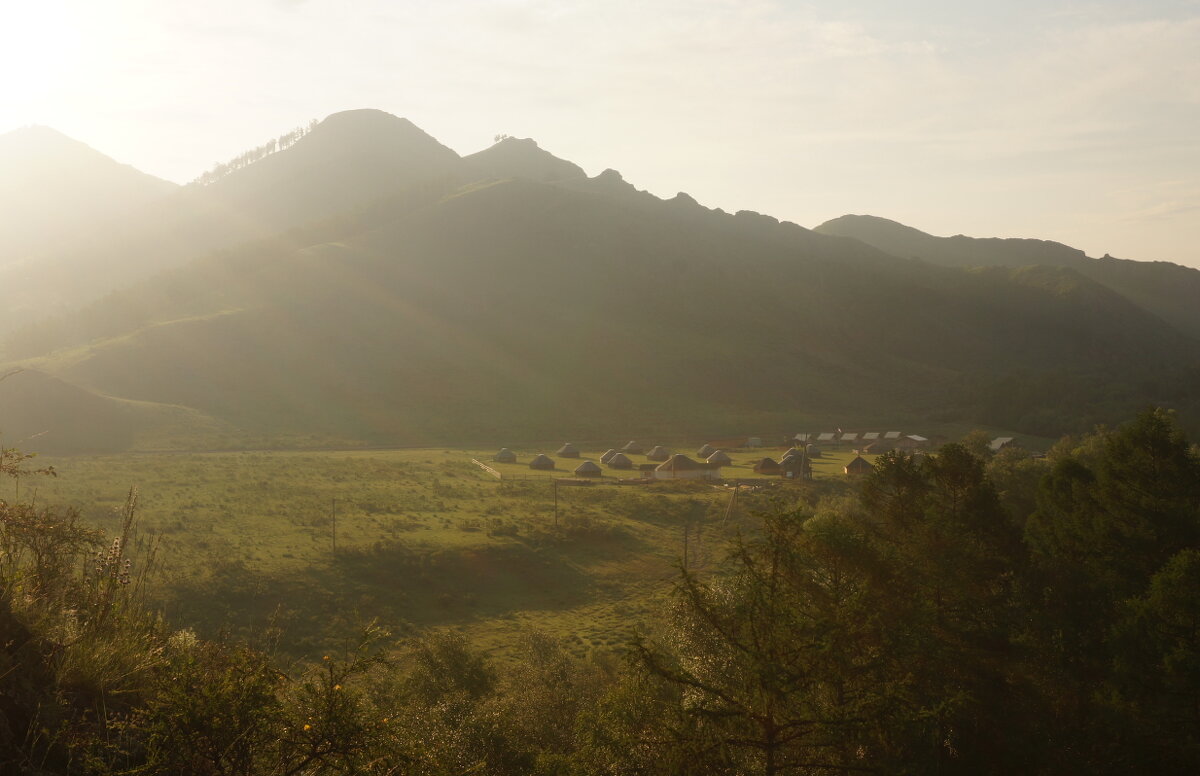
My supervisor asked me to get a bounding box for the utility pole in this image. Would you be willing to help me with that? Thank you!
[331,497,338,555]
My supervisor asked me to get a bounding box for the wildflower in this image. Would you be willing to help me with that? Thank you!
[334,684,341,691]
[303,724,312,731]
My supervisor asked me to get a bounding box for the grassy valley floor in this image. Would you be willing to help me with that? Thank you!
[25,445,873,659]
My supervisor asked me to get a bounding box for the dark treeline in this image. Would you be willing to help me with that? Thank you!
[2,409,1198,774]
[190,119,318,186]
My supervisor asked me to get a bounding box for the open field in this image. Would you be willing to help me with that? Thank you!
[24,446,868,659]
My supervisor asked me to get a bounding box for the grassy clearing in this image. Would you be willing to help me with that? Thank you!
[24,446,864,660]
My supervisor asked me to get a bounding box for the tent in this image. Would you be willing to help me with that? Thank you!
[706,450,733,466]
[607,453,633,470]
[574,460,602,477]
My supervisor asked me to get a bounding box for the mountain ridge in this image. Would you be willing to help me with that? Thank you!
[3,111,1199,451]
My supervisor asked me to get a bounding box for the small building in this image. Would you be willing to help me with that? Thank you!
[493,448,517,463]
[745,437,763,448]
[844,455,873,476]
[529,454,555,470]
[607,452,633,470]
[706,450,733,466]
[840,432,859,443]
[574,460,602,478]
[557,442,580,458]
[753,457,782,475]
[655,454,721,481]
[646,445,671,462]
[696,443,716,458]
[861,432,880,441]
[805,444,822,458]
[817,432,836,442]
[599,448,618,464]
[793,433,814,443]
[883,431,902,440]
[621,440,644,455]
[780,447,802,460]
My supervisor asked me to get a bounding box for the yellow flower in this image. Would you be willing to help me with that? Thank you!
[303,724,312,731]
[323,655,330,661]
[334,684,342,691]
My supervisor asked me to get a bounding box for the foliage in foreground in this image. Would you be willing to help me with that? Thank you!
[2,409,1198,774]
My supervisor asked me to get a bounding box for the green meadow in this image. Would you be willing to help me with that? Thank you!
[25,445,870,659]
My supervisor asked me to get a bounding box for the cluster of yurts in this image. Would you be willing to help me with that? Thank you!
[491,441,829,479]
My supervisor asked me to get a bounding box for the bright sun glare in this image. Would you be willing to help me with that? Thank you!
[0,3,86,125]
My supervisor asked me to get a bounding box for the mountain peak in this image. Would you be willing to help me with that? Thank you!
[299,109,458,161]
[462,136,585,182]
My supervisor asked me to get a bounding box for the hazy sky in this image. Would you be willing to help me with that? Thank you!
[3,0,1199,267]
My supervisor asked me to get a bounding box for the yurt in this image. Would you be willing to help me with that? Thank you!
[655,454,718,481]
[696,443,716,458]
[753,457,782,475]
[621,440,644,455]
[646,445,671,462]
[607,452,633,470]
[706,450,733,466]
[493,448,517,463]
[557,442,580,458]
[805,444,822,458]
[599,449,618,464]
[745,437,763,448]
[844,455,874,476]
[574,460,602,478]
[529,454,555,470]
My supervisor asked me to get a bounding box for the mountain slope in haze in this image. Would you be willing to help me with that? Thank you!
[5,111,1200,452]
[815,215,1200,340]
[8,168,1199,451]
[0,368,235,453]
[0,110,464,335]
[0,126,177,266]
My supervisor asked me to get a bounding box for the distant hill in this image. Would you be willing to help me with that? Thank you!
[0,127,177,331]
[0,110,462,338]
[815,214,1200,340]
[0,126,177,261]
[3,112,1199,452]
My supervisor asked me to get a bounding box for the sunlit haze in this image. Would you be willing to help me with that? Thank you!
[3,0,1199,267]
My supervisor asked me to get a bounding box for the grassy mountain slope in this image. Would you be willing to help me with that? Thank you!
[815,214,1200,340]
[5,112,1199,451]
[0,126,177,264]
[0,368,233,453]
[0,111,462,338]
[9,171,1198,450]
